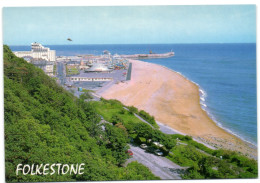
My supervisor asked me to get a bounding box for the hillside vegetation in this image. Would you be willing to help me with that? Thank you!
[4,45,159,182]
[91,98,258,179]
[4,45,257,181]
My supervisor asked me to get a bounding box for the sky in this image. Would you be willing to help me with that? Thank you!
[2,5,256,45]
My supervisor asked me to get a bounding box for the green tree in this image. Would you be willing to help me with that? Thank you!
[133,123,153,141]
[128,106,138,115]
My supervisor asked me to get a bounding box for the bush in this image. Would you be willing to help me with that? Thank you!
[80,91,93,100]
[138,110,157,127]
[188,140,214,155]
[111,114,123,125]
[128,106,138,114]
[119,109,126,114]
[184,135,193,141]
[171,134,186,140]
[107,99,123,107]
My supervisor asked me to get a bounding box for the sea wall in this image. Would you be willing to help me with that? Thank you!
[120,52,174,59]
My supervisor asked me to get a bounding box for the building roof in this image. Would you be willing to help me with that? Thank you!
[85,63,112,72]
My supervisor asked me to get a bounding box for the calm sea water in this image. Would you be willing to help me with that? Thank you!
[10,44,257,145]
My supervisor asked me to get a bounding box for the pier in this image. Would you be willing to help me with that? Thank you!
[120,52,174,59]
[78,51,175,60]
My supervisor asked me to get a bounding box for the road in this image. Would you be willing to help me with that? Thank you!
[126,144,185,180]
[57,61,66,85]
[98,112,185,179]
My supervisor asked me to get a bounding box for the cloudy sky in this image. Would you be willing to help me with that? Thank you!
[3,5,256,45]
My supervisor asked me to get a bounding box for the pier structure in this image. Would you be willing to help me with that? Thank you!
[120,51,174,59]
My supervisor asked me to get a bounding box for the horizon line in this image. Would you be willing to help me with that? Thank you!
[6,42,257,46]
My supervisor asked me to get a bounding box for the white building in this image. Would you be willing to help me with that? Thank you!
[32,60,55,77]
[13,42,56,62]
[85,63,112,72]
[69,77,112,82]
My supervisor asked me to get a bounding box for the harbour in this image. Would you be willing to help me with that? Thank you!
[12,43,175,98]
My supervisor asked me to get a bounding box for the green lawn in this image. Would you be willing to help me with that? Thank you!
[66,67,79,75]
[167,144,208,167]
[90,100,146,127]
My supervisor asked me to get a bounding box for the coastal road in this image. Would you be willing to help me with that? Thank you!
[157,121,185,135]
[126,144,185,180]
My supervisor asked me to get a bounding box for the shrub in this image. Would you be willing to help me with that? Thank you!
[80,91,93,100]
[111,114,123,125]
[138,110,157,127]
[128,106,138,114]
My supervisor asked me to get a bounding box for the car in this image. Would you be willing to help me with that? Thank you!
[153,142,164,148]
[140,144,148,149]
[126,150,133,156]
[154,149,163,156]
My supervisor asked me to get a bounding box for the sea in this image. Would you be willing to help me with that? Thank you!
[10,43,257,146]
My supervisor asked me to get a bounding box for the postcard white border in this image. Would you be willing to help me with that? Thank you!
[0,1,259,183]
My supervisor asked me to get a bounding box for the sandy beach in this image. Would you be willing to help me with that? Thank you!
[101,59,257,159]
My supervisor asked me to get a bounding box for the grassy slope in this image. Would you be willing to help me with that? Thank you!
[91,98,258,179]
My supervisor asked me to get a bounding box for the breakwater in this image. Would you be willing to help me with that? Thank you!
[120,52,174,59]
[126,63,132,81]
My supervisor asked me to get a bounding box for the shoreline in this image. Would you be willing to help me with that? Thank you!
[100,59,257,159]
[153,63,257,149]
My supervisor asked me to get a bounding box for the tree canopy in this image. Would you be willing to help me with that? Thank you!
[4,45,159,182]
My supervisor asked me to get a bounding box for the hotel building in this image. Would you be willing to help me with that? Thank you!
[13,42,56,62]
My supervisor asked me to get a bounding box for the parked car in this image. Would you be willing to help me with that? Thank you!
[154,149,163,156]
[126,150,133,156]
[140,144,148,149]
[153,142,164,148]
